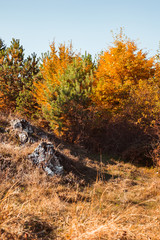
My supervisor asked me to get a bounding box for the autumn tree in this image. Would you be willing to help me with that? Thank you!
[94,31,155,114]
[89,30,160,161]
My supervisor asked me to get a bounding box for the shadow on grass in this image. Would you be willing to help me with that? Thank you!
[30,125,114,184]
[0,217,56,240]
[56,150,113,185]
[22,218,54,240]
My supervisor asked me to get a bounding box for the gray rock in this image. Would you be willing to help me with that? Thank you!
[11,119,34,134]
[28,142,63,176]
[10,119,38,144]
[18,132,28,144]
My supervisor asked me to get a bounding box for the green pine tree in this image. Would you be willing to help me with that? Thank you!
[0,38,41,115]
[41,54,95,140]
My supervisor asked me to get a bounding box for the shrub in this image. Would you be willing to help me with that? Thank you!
[89,31,159,162]
[124,78,160,128]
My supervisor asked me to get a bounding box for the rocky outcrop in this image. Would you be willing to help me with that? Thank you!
[11,119,34,134]
[9,119,63,176]
[10,119,36,144]
[10,119,49,144]
[28,142,63,176]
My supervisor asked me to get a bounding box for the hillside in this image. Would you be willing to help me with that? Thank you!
[0,113,160,240]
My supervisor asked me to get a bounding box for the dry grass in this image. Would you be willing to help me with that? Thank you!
[61,162,160,240]
[0,113,160,239]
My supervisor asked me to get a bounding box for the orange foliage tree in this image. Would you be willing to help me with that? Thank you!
[93,31,155,115]
[88,31,160,157]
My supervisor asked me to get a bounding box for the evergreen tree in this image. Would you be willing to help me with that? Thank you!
[0,38,25,108]
[0,38,41,114]
[40,55,95,139]
[16,53,42,116]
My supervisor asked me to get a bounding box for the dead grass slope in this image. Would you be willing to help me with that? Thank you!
[0,113,160,240]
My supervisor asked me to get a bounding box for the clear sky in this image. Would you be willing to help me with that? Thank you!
[0,0,160,59]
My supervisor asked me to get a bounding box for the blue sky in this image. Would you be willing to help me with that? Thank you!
[0,0,160,59]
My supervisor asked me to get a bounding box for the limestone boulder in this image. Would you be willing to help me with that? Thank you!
[28,142,63,176]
